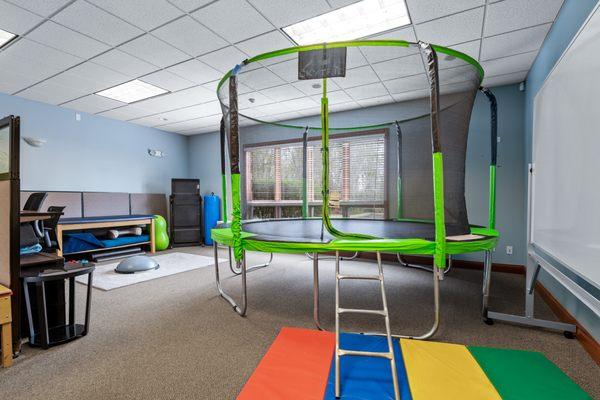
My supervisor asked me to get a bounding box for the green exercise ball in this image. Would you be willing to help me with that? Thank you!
[154,215,169,251]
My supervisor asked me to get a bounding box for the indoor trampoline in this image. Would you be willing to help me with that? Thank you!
[211,40,500,341]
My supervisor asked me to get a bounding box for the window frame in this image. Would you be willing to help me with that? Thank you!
[243,128,389,219]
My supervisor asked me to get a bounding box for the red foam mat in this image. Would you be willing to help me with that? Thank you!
[237,327,336,400]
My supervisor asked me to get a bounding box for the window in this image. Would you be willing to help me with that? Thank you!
[244,131,386,219]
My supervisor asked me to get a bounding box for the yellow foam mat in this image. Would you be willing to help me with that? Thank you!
[400,339,501,400]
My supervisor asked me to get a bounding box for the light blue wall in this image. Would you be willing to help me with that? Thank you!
[0,92,189,195]
[524,0,600,340]
[189,85,526,265]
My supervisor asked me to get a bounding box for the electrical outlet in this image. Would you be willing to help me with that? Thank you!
[75,113,81,121]
[506,246,513,255]
[497,136,501,143]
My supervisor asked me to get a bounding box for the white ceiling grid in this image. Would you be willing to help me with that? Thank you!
[0,0,565,135]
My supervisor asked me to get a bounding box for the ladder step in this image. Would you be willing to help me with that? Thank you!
[337,274,381,281]
[338,349,393,359]
[338,308,387,316]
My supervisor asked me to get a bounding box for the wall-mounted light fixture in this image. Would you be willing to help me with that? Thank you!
[23,137,46,147]
[148,149,165,158]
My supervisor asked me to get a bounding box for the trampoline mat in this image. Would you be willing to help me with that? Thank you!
[240,219,469,244]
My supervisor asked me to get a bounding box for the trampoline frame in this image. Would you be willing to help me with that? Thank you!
[212,40,499,339]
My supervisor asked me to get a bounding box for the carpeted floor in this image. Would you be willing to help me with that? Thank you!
[2,247,598,399]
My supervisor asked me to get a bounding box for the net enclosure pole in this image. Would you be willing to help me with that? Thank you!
[219,117,228,224]
[229,66,243,263]
[420,42,446,271]
[302,126,309,219]
[395,121,403,219]
[479,87,498,230]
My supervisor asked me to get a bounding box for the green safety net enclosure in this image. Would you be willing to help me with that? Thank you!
[214,40,498,268]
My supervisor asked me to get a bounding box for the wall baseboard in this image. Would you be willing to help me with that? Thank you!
[535,283,600,366]
[354,252,600,365]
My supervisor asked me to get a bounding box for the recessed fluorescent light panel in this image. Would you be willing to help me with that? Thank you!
[0,29,17,49]
[96,79,168,103]
[283,0,411,45]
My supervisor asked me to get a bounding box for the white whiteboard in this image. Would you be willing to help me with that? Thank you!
[532,4,600,289]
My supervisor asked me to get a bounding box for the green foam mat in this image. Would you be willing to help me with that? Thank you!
[468,346,591,400]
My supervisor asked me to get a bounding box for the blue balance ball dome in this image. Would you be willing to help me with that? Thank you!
[115,255,159,274]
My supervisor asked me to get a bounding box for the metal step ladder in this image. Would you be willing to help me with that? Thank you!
[334,251,400,400]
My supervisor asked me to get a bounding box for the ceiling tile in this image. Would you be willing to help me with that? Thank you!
[280,96,319,111]
[406,0,484,24]
[0,70,40,94]
[292,79,340,95]
[62,94,126,114]
[481,23,551,61]
[1,39,83,79]
[52,0,143,46]
[391,88,429,102]
[168,0,213,13]
[199,46,250,75]
[119,34,189,68]
[18,80,89,104]
[332,65,379,89]
[98,104,152,120]
[0,1,44,34]
[383,73,429,94]
[260,84,305,102]
[27,21,110,59]
[327,0,361,8]
[484,0,563,37]
[480,51,537,77]
[166,59,222,84]
[345,82,389,100]
[88,0,183,31]
[360,27,417,64]
[329,101,359,113]
[346,47,369,69]
[481,70,528,87]
[160,101,222,120]
[447,39,481,61]
[238,92,274,110]
[129,114,166,127]
[371,54,423,81]
[239,68,285,90]
[414,7,484,46]
[250,102,290,116]
[268,59,298,82]
[153,16,228,57]
[247,0,330,27]
[140,70,195,92]
[236,30,295,60]
[92,49,158,77]
[357,95,394,108]
[310,90,352,105]
[134,85,216,113]
[51,61,130,93]
[5,0,71,17]
[156,114,220,132]
[192,0,273,43]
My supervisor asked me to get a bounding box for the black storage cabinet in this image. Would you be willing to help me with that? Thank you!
[170,179,202,247]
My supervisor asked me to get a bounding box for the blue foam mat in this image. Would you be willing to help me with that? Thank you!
[324,333,411,400]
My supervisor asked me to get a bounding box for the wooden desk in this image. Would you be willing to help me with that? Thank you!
[56,215,156,257]
[0,284,13,367]
[19,212,54,223]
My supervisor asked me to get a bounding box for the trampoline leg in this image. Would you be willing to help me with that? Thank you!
[482,250,493,321]
[313,253,324,331]
[214,243,247,316]
[228,246,273,275]
[393,265,441,340]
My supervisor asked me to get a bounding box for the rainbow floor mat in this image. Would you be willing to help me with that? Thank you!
[237,327,591,400]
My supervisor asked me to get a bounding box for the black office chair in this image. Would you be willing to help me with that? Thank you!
[23,192,48,238]
[23,192,48,211]
[42,206,65,250]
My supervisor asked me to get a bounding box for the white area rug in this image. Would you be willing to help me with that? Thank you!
[76,252,226,291]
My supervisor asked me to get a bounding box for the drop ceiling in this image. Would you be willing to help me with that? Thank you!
[0,0,564,135]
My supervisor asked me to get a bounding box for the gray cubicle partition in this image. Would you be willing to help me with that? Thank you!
[20,191,169,220]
